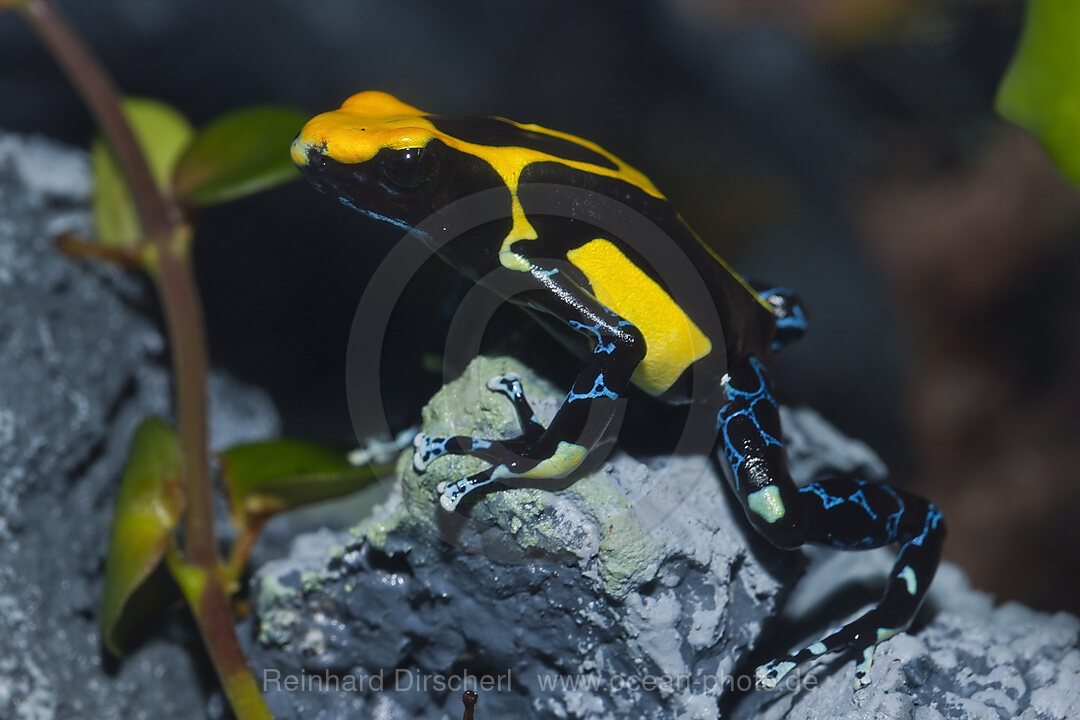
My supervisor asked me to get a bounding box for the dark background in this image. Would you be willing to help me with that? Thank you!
[3,0,1078,615]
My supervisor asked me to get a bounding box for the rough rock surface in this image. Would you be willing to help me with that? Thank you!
[0,132,279,719]
[247,355,807,719]
[248,353,1080,720]
[732,548,1080,720]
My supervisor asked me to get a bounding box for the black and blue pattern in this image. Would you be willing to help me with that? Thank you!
[717,357,782,491]
[299,99,946,691]
[719,351,945,689]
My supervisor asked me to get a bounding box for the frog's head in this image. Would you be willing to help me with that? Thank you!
[291,91,485,231]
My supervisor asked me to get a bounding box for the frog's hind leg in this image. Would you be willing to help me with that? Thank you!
[717,355,945,690]
[757,479,944,689]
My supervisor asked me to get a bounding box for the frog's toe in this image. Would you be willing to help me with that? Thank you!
[413,433,449,472]
[486,373,522,395]
[854,652,874,689]
[852,634,892,689]
[437,467,497,512]
[755,659,796,690]
[438,483,472,512]
[436,479,458,511]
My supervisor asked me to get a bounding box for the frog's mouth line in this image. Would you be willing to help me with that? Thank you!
[294,147,433,236]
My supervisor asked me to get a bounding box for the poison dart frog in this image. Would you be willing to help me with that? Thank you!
[290,91,945,691]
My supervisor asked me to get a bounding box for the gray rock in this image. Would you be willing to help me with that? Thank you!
[0,131,279,719]
[247,355,804,720]
[725,421,1080,720]
[731,548,1080,720]
[248,354,1080,720]
[727,419,1080,719]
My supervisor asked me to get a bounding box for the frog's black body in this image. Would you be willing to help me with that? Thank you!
[292,92,945,690]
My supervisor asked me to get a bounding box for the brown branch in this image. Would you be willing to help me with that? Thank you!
[167,545,273,720]
[225,516,268,589]
[16,3,272,716]
[56,232,142,269]
[151,233,215,563]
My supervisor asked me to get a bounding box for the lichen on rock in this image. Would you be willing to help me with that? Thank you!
[249,355,800,719]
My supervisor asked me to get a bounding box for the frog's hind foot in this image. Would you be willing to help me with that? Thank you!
[755,610,903,691]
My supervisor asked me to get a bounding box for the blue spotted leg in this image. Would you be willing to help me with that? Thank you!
[415,263,645,512]
[413,374,545,471]
[414,374,549,510]
[718,354,945,690]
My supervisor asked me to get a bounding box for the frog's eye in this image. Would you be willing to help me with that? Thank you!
[379,147,438,191]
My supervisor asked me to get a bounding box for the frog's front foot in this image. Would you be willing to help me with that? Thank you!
[412,373,541,475]
[436,467,499,512]
[413,374,550,511]
[412,432,449,472]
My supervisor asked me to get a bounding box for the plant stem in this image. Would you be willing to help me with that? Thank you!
[18,3,271,717]
[56,231,142,269]
[225,517,267,588]
[168,545,273,720]
[152,235,272,720]
[151,231,215,563]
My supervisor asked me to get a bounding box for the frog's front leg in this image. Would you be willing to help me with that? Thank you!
[412,373,545,472]
[718,355,945,689]
[416,263,645,512]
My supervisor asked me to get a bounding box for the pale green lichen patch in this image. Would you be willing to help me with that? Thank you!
[300,570,324,593]
[353,453,412,548]
[483,486,566,553]
[571,472,665,598]
[596,513,665,598]
[256,569,299,610]
[255,572,301,647]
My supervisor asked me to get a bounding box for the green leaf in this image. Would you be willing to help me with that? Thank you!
[220,439,389,520]
[996,0,1080,187]
[172,106,307,206]
[101,418,184,656]
[91,98,193,246]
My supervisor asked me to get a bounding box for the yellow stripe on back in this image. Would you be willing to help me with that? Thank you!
[566,239,712,395]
